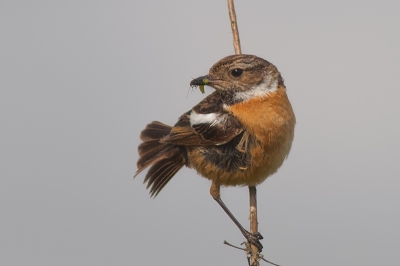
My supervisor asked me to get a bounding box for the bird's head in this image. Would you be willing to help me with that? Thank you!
[190,54,284,103]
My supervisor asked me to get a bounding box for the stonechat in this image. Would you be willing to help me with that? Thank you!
[135,54,296,251]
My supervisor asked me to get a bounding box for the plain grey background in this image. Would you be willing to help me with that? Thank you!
[1,1,399,265]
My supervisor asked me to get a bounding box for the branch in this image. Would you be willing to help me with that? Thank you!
[227,0,242,55]
[224,240,281,266]
[249,186,260,266]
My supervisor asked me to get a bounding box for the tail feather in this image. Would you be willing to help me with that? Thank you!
[137,143,171,173]
[146,154,186,197]
[135,121,187,197]
[136,121,173,174]
[140,121,172,141]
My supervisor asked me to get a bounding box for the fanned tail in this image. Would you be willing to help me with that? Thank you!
[135,121,187,197]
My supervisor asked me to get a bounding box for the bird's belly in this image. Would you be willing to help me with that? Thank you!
[187,131,292,187]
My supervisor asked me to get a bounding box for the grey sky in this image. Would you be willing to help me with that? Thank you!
[1,1,399,265]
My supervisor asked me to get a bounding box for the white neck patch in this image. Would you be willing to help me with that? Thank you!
[233,77,278,102]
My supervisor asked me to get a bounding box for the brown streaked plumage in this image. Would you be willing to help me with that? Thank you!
[135,54,296,251]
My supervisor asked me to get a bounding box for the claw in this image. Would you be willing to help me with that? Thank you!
[243,231,263,252]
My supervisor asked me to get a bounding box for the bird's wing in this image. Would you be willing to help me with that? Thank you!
[160,92,244,146]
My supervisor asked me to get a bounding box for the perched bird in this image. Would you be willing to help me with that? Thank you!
[135,54,295,251]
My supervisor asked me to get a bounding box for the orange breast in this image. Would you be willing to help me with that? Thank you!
[226,86,295,138]
[222,86,296,185]
[187,86,295,187]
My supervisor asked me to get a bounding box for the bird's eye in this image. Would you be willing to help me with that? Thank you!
[231,68,243,77]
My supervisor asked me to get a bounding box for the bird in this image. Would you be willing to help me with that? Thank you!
[134,54,295,251]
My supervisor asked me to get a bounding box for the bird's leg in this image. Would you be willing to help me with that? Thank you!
[210,183,263,252]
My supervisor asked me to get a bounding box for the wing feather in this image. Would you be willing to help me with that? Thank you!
[160,92,244,146]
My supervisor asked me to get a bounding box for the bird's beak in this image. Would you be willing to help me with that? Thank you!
[190,75,210,86]
[190,75,212,94]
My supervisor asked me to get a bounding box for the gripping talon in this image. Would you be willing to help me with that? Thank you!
[243,231,264,252]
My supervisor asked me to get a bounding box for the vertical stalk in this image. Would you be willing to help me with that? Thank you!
[249,186,259,266]
[227,0,242,55]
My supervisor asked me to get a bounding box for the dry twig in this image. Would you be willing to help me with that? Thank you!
[227,0,242,55]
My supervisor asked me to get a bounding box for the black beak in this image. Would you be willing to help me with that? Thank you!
[190,75,210,86]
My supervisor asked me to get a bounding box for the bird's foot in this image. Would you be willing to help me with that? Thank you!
[243,231,263,252]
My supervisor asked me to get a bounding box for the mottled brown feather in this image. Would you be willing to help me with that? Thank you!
[161,92,244,146]
[135,122,187,194]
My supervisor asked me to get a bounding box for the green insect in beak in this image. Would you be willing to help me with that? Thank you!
[190,76,210,94]
[199,85,205,94]
[199,78,209,94]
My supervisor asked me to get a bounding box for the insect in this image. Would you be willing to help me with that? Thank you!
[199,84,205,94]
